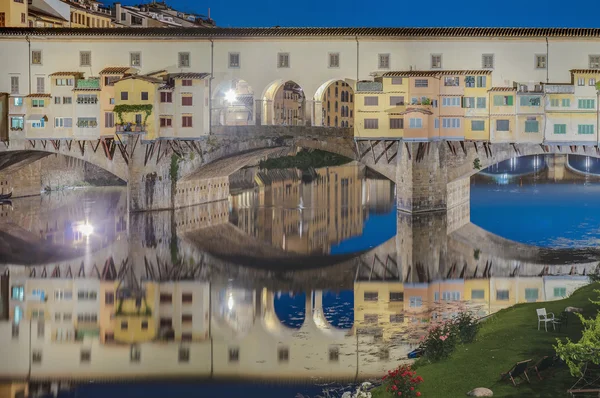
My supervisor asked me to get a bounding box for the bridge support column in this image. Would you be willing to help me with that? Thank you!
[307,100,323,126]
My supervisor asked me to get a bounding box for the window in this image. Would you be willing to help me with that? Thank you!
[364,292,378,301]
[471,289,485,299]
[278,347,289,362]
[121,91,128,101]
[590,55,600,69]
[160,293,172,303]
[378,53,390,69]
[141,320,148,330]
[159,317,172,328]
[32,350,42,364]
[554,124,567,134]
[329,52,340,68]
[10,116,24,130]
[562,98,571,107]
[389,292,404,302]
[228,347,239,362]
[277,52,290,68]
[463,97,475,108]
[10,76,19,94]
[431,54,442,69]
[130,345,141,362]
[329,346,339,362]
[160,117,172,127]
[12,324,19,339]
[36,77,45,93]
[31,118,45,128]
[364,96,378,106]
[391,77,403,85]
[21,12,25,24]
[444,77,459,86]
[77,290,97,300]
[229,52,240,68]
[11,286,24,301]
[525,118,539,133]
[13,97,22,108]
[477,76,487,88]
[182,314,192,323]
[409,118,423,128]
[482,53,494,69]
[520,96,541,107]
[63,97,72,104]
[465,76,475,88]
[130,52,141,67]
[390,314,404,323]
[182,115,193,127]
[182,79,192,87]
[525,288,539,302]
[496,119,510,131]
[121,12,126,21]
[182,293,193,303]
[389,96,404,106]
[493,95,513,106]
[390,118,404,129]
[105,292,114,305]
[105,112,115,128]
[80,349,91,363]
[77,313,98,323]
[550,98,559,107]
[179,347,190,363]
[160,92,172,103]
[471,120,485,131]
[442,97,461,107]
[121,320,128,330]
[54,96,60,105]
[32,309,44,319]
[364,118,378,129]
[496,290,509,300]
[182,96,193,106]
[178,52,190,68]
[535,54,547,69]
[80,51,91,67]
[32,50,42,65]
[578,124,595,134]
[104,76,119,87]
[363,314,378,324]
[591,78,597,86]
[77,94,98,104]
[442,291,460,301]
[578,78,585,86]
[54,289,73,300]
[554,287,567,297]
[477,97,487,108]
[32,99,44,107]
[578,99,595,109]
[409,296,422,308]
[442,118,460,129]
[63,313,72,321]
[181,333,192,341]
[415,79,428,88]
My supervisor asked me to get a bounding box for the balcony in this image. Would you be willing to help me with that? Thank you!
[117,123,146,133]
[545,84,575,94]
[76,97,98,104]
[516,83,544,94]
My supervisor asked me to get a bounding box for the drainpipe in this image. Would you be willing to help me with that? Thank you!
[545,37,549,84]
[355,36,359,82]
[26,35,31,95]
[209,38,214,134]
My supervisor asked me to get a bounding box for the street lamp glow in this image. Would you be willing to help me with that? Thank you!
[225,89,237,103]
[78,223,94,237]
[227,294,234,311]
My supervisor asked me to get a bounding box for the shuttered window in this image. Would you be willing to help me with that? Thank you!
[390,118,404,129]
[10,76,18,94]
[104,112,114,128]
[364,119,378,129]
[36,77,45,93]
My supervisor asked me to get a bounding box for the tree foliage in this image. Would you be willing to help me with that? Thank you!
[113,104,153,125]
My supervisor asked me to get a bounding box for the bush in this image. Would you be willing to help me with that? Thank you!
[382,365,423,397]
[453,311,480,344]
[421,311,480,361]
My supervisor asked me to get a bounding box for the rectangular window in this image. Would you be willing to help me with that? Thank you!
[477,76,487,88]
[54,96,61,104]
[578,99,596,109]
[465,76,475,88]
[390,118,404,129]
[578,78,585,86]
[182,115,193,127]
[463,97,475,108]
[329,346,339,362]
[10,76,19,94]
[277,52,290,68]
[160,117,172,127]
[10,116,24,130]
[535,54,547,69]
[496,290,509,300]
[54,117,72,128]
[482,54,494,69]
[130,345,140,362]
[182,96,193,106]
[591,78,597,86]
[32,99,45,108]
[32,350,42,364]
[431,54,442,69]
[444,77,459,87]
[278,347,289,362]
[105,292,114,305]
[80,51,91,67]
[32,50,42,65]
[178,347,190,363]
[76,118,97,128]
[389,292,404,302]
[390,314,404,323]
[363,314,378,324]
[182,314,192,323]
[182,79,192,87]
[554,124,567,134]
[496,119,510,131]
[562,98,571,107]
[76,94,98,104]
[141,92,148,101]
[121,92,128,101]
[160,293,172,304]
[364,292,378,302]
[476,97,487,108]
[36,77,45,93]
[160,92,172,103]
[178,52,190,68]
[590,55,600,69]
[391,77,403,85]
[329,52,340,68]
[364,118,378,129]
[80,349,91,363]
[229,347,240,362]
[471,289,485,299]
[550,98,559,107]
[471,120,485,131]
[229,52,240,68]
[409,296,422,308]
[442,118,461,129]
[578,124,595,134]
[493,95,513,106]
[11,286,24,301]
[520,96,541,107]
[414,79,428,88]
[182,293,193,303]
[77,291,97,300]
[409,118,423,128]
[525,288,539,302]
[121,12,126,21]
[363,96,379,106]
[554,287,567,297]
[104,112,115,128]
[130,52,141,67]
[389,96,404,106]
[525,119,539,133]
[442,97,461,107]
[378,53,390,69]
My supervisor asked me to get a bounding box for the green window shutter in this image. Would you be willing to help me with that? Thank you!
[525,120,539,133]
[554,124,566,134]
[507,96,514,106]
[562,98,571,107]
[520,96,528,106]
[471,120,485,131]
[493,95,503,106]
[477,97,486,108]
[525,288,539,301]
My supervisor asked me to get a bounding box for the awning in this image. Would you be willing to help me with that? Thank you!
[26,114,47,122]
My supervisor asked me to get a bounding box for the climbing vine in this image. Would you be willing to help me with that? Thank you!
[473,158,482,170]
[113,104,153,125]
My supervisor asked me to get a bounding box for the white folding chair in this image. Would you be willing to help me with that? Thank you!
[536,308,555,331]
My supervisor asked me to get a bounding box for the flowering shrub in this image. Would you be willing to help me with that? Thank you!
[382,365,423,397]
[421,311,480,361]
[453,311,480,344]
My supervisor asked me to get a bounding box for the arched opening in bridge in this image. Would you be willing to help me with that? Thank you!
[273,291,306,329]
[211,78,255,126]
[212,288,256,338]
[567,154,600,176]
[261,80,307,126]
[314,79,355,128]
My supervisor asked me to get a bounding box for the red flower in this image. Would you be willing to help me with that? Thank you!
[417,376,424,382]
[382,375,387,380]
[392,385,398,391]
[410,387,415,391]
[416,393,422,397]
[398,393,402,396]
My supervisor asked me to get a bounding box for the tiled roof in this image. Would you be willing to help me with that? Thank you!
[28,5,69,22]
[383,70,492,77]
[49,71,84,76]
[26,93,52,97]
[118,75,164,84]
[570,69,600,74]
[158,84,174,90]
[400,108,434,115]
[488,87,516,92]
[5,27,600,38]
[73,87,100,91]
[99,67,132,75]
[170,73,210,79]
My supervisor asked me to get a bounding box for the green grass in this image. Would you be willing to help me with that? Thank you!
[372,282,600,398]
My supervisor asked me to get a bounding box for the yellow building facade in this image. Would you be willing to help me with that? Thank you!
[0,0,28,28]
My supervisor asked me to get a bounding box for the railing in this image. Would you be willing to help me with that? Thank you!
[116,124,146,133]
[77,98,99,104]
[545,84,575,94]
[357,81,383,92]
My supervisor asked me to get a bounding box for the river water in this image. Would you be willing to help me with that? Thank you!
[0,155,595,397]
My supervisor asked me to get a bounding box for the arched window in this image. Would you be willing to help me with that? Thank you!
[327,116,330,126]
[350,110,353,117]
[350,94,353,103]
[327,101,330,111]
[335,87,338,97]
[335,101,338,112]
[335,116,338,127]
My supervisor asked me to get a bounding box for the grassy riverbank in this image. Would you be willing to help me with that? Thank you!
[373,282,599,398]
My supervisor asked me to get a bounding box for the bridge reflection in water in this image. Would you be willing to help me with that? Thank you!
[0,158,596,385]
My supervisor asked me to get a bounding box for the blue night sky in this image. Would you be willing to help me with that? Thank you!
[111,0,593,28]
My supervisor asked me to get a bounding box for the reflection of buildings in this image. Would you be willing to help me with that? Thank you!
[322,81,354,128]
[274,82,304,126]
[230,163,378,254]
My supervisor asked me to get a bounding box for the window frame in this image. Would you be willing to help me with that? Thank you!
[80,51,91,67]
[590,54,600,69]
[482,53,494,69]
[31,50,42,65]
[178,52,190,68]
[431,53,442,69]
[534,54,547,69]
[130,51,142,68]
[228,52,240,68]
[328,52,340,68]
[277,52,290,68]
[378,53,390,69]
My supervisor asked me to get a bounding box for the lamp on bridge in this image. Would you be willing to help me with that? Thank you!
[225,89,238,104]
